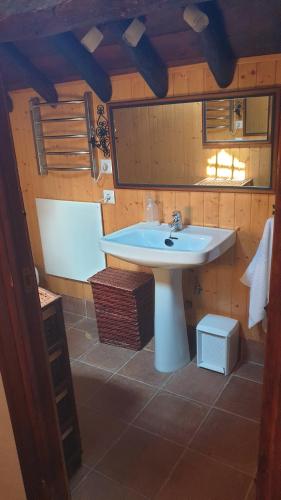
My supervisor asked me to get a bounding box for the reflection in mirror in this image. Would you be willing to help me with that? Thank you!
[110,92,275,189]
[203,96,272,143]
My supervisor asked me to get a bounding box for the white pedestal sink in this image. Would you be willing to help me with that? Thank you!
[100,223,236,373]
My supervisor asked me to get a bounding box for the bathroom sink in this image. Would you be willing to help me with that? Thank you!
[100,222,236,374]
[100,222,236,269]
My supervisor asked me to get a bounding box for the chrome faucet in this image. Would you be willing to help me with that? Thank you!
[169,210,183,232]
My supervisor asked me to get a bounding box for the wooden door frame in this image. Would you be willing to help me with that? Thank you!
[0,72,280,499]
[257,104,281,499]
[0,78,70,499]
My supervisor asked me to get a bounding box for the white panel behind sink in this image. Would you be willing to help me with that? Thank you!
[36,198,106,282]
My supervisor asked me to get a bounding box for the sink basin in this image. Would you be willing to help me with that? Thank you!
[100,222,236,373]
[100,222,235,269]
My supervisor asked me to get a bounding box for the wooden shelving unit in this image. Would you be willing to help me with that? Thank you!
[39,287,82,478]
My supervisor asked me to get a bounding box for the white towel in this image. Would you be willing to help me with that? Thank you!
[240,216,274,329]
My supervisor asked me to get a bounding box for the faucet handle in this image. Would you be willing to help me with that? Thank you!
[172,210,181,220]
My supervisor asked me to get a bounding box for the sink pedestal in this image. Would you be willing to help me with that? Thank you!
[152,268,190,373]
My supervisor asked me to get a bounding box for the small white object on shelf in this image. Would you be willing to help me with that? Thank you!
[196,314,239,375]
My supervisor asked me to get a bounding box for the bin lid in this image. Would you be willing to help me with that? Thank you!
[196,314,239,337]
[88,267,153,292]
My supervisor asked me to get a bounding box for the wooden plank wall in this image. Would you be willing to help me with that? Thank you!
[10,54,281,343]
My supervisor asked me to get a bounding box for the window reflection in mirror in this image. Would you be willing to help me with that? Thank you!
[110,92,276,190]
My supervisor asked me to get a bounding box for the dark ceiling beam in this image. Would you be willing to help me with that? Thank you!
[0,0,213,42]
[51,32,112,102]
[0,43,58,102]
[112,20,168,98]
[184,2,236,88]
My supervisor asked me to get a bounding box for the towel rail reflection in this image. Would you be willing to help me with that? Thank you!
[47,166,92,172]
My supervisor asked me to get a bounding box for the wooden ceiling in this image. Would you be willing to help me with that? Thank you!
[0,0,280,92]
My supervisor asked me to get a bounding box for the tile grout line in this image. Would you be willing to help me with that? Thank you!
[212,404,261,424]
[185,371,259,478]
[244,479,255,500]
[233,373,263,384]
[153,371,234,498]
[91,469,149,499]
[92,386,163,470]
[68,319,260,497]
[70,466,93,495]
[185,447,257,480]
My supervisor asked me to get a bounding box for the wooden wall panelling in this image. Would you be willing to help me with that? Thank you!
[174,191,191,224]
[203,192,219,227]
[218,193,235,228]
[189,192,204,225]
[238,63,257,89]
[276,61,281,84]
[216,249,234,317]
[257,61,277,86]
[11,54,281,341]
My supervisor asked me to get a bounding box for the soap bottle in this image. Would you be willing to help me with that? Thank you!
[145,193,159,225]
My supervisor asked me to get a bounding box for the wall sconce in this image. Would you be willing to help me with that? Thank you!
[91,105,111,158]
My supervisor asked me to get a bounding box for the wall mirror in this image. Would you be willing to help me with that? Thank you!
[109,89,279,191]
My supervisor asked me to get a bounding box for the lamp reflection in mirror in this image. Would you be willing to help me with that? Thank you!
[206,149,246,181]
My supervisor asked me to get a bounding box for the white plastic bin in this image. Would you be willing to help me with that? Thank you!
[196,314,239,375]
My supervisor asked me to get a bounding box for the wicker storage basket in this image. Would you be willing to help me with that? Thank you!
[88,267,154,350]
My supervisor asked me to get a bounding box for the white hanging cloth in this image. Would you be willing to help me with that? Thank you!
[240,216,274,330]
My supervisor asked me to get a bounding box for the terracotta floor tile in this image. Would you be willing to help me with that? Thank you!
[234,362,264,384]
[77,405,127,467]
[81,343,135,372]
[134,391,208,444]
[190,409,260,476]
[63,295,86,316]
[70,465,90,492]
[85,300,96,320]
[74,317,99,336]
[144,336,155,352]
[63,311,84,326]
[245,340,265,365]
[67,327,98,359]
[96,426,182,497]
[85,375,156,423]
[246,481,256,500]
[119,350,170,387]
[215,377,262,421]
[165,362,228,404]
[71,361,112,406]
[155,449,251,500]
[71,470,146,500]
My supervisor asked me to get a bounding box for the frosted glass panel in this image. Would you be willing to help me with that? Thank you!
[36,199,106,282]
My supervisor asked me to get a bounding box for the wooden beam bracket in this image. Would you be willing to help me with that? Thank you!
[0,42,58,102]
[113,19,168,98]
[183,3,236,88]
[51,32,112,102]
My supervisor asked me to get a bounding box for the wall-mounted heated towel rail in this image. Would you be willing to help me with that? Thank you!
[204,99,234,131]
[30,92,98,179]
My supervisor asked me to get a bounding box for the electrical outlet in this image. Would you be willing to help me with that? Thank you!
[100,159,112,174]
[103,190,115,204]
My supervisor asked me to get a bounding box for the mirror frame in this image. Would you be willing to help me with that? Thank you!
[107,87,280,193]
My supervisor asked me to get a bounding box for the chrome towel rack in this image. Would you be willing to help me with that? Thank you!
[30,92,98,179]
[204,99,234,131]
